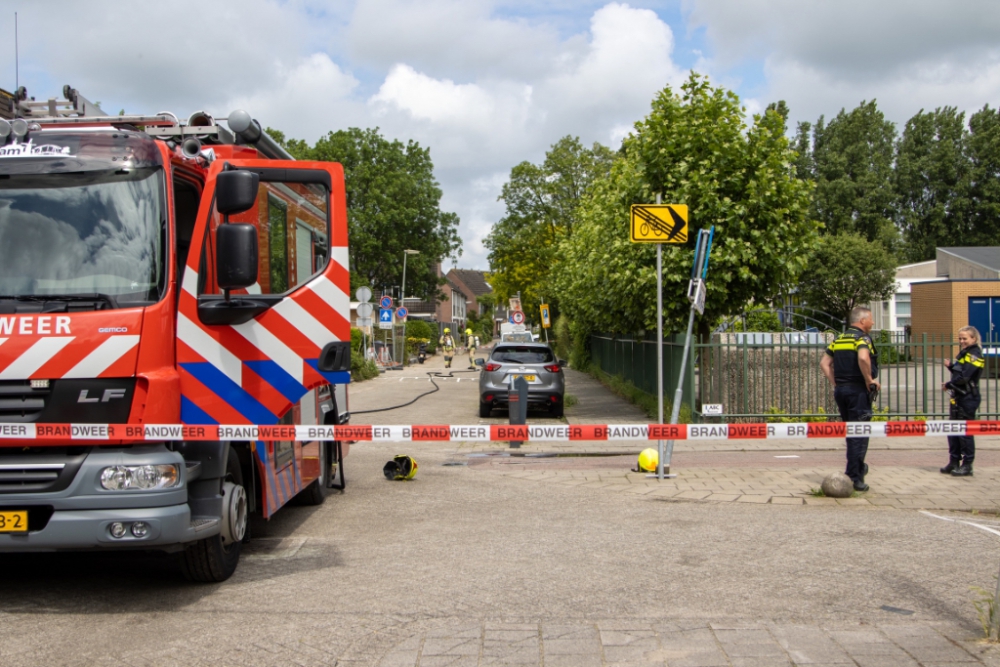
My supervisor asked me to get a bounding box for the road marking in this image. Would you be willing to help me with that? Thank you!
[774,455,800,459]
[920,510,1000,538]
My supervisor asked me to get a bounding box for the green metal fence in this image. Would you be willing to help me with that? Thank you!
[591,331,1000,422]
[696,332,1000,422]
[589,333,695,414]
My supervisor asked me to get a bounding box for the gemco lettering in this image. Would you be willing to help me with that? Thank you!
[0,89,353,582]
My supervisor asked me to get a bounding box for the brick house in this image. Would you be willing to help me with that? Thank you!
[909,247,1000,353]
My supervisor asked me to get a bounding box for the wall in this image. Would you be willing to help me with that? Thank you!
[911,280,1000,356]
[937,250,1000,280]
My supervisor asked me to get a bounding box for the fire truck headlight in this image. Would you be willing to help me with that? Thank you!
[100,465,180,491]
[0,119,10,141]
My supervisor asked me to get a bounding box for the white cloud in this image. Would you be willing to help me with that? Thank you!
[225,54,363,143]
[348,0,565,80]
[371,65,534,134]
[362,3,684,267]
[4,1,686,270]
[686,0,1000,126]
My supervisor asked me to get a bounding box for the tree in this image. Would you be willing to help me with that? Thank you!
[895,107,970,262]
[810,101,898,248]
[797,233,897,323]
[962,105,1000,247]
[484,136,615,319]
[792,121,813,181]
[270,127,462,299]
[552,73,819,353]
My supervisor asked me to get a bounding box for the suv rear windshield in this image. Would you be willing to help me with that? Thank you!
[492,346,554,364]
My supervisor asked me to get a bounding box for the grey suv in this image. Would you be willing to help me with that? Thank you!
[479,343,566,418]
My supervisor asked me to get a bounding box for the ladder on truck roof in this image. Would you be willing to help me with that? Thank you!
[3,84,294,160]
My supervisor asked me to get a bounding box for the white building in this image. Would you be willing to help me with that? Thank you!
[870,260,937,333]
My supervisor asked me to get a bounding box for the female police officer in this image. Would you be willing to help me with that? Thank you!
[941,325,985,477]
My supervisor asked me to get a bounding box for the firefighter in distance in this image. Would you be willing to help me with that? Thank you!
[439,328,456,368]
[466,328,477,369]
[941,325,985,477]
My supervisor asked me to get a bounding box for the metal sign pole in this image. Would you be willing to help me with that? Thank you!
[656,194,665,480]
[663,227,714,472]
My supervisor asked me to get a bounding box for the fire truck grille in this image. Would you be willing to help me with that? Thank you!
[0,449,89,494]
[0,381,51,423]
[0,464,64,490]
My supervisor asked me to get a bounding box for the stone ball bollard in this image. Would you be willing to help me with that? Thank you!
[821,472,854,498]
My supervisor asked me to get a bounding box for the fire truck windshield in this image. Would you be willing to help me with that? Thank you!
[0,168,165,306]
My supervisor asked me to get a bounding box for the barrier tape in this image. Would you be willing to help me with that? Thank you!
[0,421,995,443]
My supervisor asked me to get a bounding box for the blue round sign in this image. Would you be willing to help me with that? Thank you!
[379,295,393,309]
[396,307,408,319]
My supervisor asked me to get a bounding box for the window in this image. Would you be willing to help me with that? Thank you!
[201,171,330,297]
[268,195,288,294]
[895,293,911,316]
[492,346,553,363]
[895,293,911,329]
[452,289,465,321]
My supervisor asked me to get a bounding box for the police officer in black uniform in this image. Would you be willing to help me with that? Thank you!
[820,307,880,492]
[941,325,985,477]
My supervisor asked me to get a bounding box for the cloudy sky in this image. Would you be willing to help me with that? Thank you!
[3,1,999,270]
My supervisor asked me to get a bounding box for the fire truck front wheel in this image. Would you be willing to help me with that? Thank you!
[180,447,246,582]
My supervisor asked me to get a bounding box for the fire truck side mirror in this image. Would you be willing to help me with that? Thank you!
[215,169,259,215]
[216,224,259,290]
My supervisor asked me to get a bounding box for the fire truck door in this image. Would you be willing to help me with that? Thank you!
[176,160,351,427]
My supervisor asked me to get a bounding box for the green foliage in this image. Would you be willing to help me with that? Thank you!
[404,319,438,354]
[895,107,970,262]
[764,406,828,422]
[485,136,616,318]
[348,327,379,380]
[464,310,494,344]
[797,233,897,322]
[871,406,890,422]
[553,73,820,345]
[872,329,907,363]
[271,127,462,299]
[730,310,783,332]
[806,101,899,248]
[552,315,573,363]
[963,105,1000,249]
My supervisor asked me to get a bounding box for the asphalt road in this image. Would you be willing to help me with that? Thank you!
[1,356,999,665]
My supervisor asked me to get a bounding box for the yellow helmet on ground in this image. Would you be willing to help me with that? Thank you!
[383,455,418,480]
[637,448,658,472]
[444,328,450,333]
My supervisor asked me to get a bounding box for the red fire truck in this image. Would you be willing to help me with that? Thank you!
[0,86,353,581]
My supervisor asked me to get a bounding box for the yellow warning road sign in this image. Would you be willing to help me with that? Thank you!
[630,204,688,243]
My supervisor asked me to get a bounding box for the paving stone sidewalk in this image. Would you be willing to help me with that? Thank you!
[476,458,1000,511]
[379,619,1000,666]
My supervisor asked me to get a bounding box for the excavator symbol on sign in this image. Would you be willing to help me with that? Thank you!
[634,206,687,242]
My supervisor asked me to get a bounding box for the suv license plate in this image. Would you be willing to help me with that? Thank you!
[511,374,536,382]
[0,510,28,533]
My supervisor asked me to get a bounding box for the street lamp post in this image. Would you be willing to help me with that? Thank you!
[400,249,419,366]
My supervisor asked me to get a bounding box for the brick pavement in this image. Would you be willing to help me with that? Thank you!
[378,619,999,666]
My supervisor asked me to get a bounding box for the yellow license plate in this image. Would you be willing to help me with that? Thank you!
[512,374,536,382]
[0,510,27,533]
